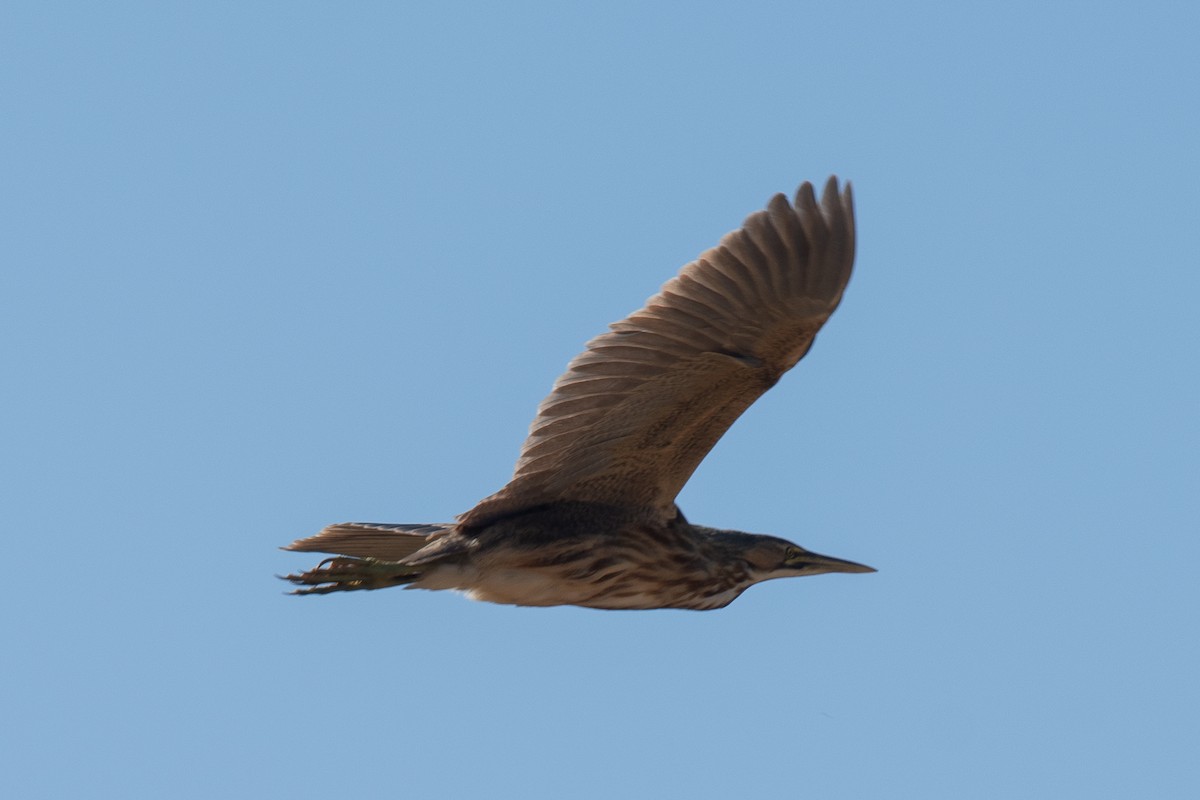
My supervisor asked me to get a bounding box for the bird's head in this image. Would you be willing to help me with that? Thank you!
[708,529,875,581]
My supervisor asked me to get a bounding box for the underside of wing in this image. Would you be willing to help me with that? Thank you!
[460,177,855,528]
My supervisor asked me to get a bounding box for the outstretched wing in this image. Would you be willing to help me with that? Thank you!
[460,177,855,528]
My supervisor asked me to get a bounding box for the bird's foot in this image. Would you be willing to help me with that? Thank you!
[279,556,421,595]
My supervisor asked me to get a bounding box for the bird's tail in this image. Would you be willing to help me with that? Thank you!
[279,522,452,595]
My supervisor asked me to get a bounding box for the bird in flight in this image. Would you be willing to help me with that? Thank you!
[282,177,873,610]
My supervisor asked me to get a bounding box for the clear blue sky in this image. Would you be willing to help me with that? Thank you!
[4,2,1197,798]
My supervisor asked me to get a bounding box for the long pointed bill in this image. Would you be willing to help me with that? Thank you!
[794,550,876,575]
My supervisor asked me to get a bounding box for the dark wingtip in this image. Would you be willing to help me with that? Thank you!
[822,174,840,198]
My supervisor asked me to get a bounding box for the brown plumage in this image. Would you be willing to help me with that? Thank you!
[282,177,873,610]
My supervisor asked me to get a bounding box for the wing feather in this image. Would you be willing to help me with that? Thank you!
[459,178,855,527]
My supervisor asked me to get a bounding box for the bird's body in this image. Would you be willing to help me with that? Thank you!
[283,178,873,609]
[405,504,748,611]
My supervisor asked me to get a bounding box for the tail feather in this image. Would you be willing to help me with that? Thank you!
[280,522,454,595]
[283,522,452,561]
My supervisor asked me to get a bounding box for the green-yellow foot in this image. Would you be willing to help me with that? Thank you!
[280,556,421,595]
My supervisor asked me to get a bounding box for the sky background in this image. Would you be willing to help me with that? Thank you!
[3,2,1198,798]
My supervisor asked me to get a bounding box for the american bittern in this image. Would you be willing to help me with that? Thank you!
[282,177,873,610]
